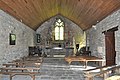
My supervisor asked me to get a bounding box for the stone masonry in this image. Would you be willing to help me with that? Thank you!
[36,15,85,55]
[86,9,120,65]
[0,10,35,67]
[36,15,84,46]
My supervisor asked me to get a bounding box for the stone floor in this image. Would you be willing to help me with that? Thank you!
[1,57,103,80]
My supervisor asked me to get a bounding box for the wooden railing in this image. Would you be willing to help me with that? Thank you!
[84,64,120,80]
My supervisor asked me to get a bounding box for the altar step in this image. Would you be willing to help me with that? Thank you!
[46,54,65,57]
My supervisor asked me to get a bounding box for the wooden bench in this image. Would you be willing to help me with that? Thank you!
[12,60,42,63]
[0,56,43,80]
[65,56,85,65]
[12,57,43,63]
[3,62,41,68]
[8,57,42,68]
[3,63,21,67]
[22,56,43,61]
[105,75,120,80]
[0,67,40,72]
[84,65,120,80]
[0,67,40,80]
[65,56,105,68]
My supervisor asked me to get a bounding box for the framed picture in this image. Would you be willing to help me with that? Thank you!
[10,34,16,45]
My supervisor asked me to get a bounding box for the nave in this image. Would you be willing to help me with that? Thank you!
[1,57,103,80]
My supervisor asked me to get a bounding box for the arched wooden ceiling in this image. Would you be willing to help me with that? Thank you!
[0,0,120,30]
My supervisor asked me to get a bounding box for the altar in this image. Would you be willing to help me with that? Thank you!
[45,46,74,57]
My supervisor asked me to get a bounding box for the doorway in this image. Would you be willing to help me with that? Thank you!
[104,26,118,66]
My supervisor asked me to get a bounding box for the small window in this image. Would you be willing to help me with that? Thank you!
[54,18,64,40]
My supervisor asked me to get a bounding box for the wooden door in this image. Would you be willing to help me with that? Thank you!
[105,31,116,66]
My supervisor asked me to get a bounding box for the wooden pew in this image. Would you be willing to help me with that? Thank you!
[84,65,120,80]
[0,56,43,80]
[0,67,40,80]
[12,57,43,63]
[105,75,120,80]
[3,63,21,67]
[7,56,43,68]
[65,56,105,68]
[0,67,40,72]
[0,72,38,80]
[10,60,41,67]
[3,62,41,68]
[22,56,43,62]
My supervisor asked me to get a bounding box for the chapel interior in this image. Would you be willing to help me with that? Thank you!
[0,0,120,80]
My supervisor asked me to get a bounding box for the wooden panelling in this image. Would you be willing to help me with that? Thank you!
[0,0,120,30]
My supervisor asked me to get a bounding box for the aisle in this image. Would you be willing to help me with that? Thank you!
[39,58,85,80]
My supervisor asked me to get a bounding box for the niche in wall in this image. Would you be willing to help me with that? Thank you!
[36,34,41,43]
[9,33,16,45]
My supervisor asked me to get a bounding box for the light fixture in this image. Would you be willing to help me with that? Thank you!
[20,19,22,22]
[92,25,96,30]
[97,21,99,23]
[92,25,96,28]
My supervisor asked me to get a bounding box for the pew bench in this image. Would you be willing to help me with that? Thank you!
[3,63,21,68]
[65,56,105,68]
[0,67,40,72]
[22,56,43,62]
[11,56,43,64]
[12,58,43,63]
[6,57,42,68]
[105,75,120,80]
[83,65,120,80]
[0,67,40,80]
[0,56,42,80]
[3,62,41,68]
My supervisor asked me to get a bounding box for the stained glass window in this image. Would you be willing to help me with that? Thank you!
[55,18,64,40]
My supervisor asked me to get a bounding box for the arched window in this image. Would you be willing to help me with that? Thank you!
[54,18,64,40]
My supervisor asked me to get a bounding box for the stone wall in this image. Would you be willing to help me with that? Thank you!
[86,9,120,64]
[0,10,35,67]
[36,15,85,56]
[36,15,85,48]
